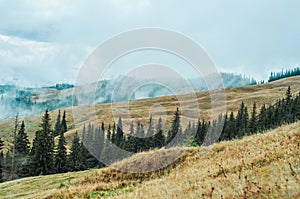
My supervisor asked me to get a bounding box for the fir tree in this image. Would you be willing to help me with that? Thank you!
[116,117,124,147]
[154,117,165,148]
[167,108,181,145]
[54,128,67,173]
[61,111,67,133]
[69,132,86,171]
[53,110,61,137]
[14,121,30,156]
[30,110,54,175]
[14,121,30,177]
[249,102,258,134]
[125,122,137,152]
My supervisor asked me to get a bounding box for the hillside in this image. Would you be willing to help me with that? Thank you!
[0,73,257,120]
[0,76,300,146]
[0,120,299,198]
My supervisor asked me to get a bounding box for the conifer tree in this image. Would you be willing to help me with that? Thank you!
[69,131,86,171]
[258,104,267,132]
[30,110,54,175]
[61,111,67,133]
[116,117,124,147]
[53,110,61,137]
[14,121,30,177]
[125,121,137,152]
[14,121,30,156]
[54,128,67,173]
[194,119,202,145]
[182,121,194,146]
[167,108,181,145]
[154,117,165,148]
[249,102,258,134]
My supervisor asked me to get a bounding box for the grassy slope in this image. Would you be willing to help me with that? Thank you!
[0,121,299,198]
[1,76,300,148]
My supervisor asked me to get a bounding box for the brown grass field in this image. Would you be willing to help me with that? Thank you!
[0,120,299,198]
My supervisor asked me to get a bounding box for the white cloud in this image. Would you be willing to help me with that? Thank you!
[0,34,89,86]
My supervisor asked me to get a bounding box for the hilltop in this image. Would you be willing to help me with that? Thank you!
[0,120,299,198]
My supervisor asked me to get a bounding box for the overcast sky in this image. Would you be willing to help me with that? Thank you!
[0,0,299,86]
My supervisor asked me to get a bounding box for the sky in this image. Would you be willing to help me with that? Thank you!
[0,0,299,87]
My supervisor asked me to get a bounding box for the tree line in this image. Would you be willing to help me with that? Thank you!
[268,67,300,82]
[0,86,300,182]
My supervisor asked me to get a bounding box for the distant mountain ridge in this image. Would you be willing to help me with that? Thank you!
[0,72,257,120]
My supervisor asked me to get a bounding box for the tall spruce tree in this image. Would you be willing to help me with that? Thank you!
[61,111,67,133]
[249,102,258,134]
[14,121,30,156]
[154,117,165,148]
[54,128,68,173]
[30,110,54,175]
[14,121,30,177]
[69,131,86,171]
[53,110,61,137]
[125,121,137,152]
[167,107,181,145]
[116,117,124,147]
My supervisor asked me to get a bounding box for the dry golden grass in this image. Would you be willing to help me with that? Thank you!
[1,121,299,198]
[109,123,300,199]
[1,76,300,147]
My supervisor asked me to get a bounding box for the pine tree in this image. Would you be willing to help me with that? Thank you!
[286,86,292,103]
[30,110,54,175]
[194,119,202,145]
[69,131,86,171]
[61,111,67,133]
[14,121,30,177]
[84,124,98,168]
[236,102,249,137]
[167,108,181,145]
[14,121,30,156]
[54,128,67,173]
[182,121,194,146]
[249,102,258,134]
[93,126,105,162]
[116,117,124,147]
[154,117,165,148]
[125,122,137,152]
[53,110,61,137]
[258,104,267,132]
[225,112,236,140]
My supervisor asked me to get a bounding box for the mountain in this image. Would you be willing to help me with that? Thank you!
[0,72,256,120]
